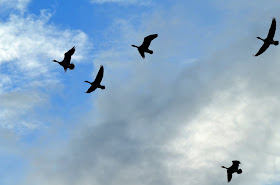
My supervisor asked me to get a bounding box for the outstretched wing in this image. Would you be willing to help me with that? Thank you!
[94,65,104,84]
[255,43,270,56]
[86,85,97,93]
[227,172,232,182]
[139,49,145,59]
[63,46,75,65]
[267,17,276,39]
[141,34,158,49]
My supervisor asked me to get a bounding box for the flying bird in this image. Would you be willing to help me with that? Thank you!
[255,17,278,56]
[131,34,158,59]
[222,160,242,183]
[53,46,76,71]
[85,65,105,93]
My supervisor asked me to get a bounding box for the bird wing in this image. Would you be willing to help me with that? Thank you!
[232,160,240,165]
[86,85,97,93]
[255,43,270,56]
[63,46,75,65]
[139,49,145,59]
[267,17,276,39]
[141,34,158,48]
[231,161,240,170]
[94,65,104,84]
[227,172,232,182]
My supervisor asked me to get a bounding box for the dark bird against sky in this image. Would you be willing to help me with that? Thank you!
[131,34,158,59]
[222,160,242,183]
[255,17,278,56]
[53,46,76,71]
[85,65,105,93]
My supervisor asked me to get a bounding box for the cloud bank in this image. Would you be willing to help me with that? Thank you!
[0,0,279,185]
[21,1,280,185]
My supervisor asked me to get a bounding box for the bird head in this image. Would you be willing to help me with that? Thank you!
[131,45,138,48]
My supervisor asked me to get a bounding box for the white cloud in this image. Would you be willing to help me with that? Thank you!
[0,7,90,130]
[17,1,280,185]
[0,91,46,130]
[0,0,30,12]
[0,10,89,78]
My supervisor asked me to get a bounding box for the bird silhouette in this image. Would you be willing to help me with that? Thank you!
[53,46,76,71]
[132,34,158,59]
[85,65,105,93]
[222,160,242,183]
[255,17,278,56]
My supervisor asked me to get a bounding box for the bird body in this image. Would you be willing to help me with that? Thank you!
[53,46,76,71]
[255,18,278,56]
[85,65,105,93]
[222,160,242,182]
[132,34,158,58]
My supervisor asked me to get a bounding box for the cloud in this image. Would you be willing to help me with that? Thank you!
[19,1,280,185]
[0,90,48,130]
[90,0,152,5]
[0,0,30,12]
[0,7,90,130]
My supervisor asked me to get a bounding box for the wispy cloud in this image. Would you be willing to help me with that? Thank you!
[0,91,46,130]
[0,0,30,12]
[21,1,280,185]
[0,7,90,130]
[1,0,280,185]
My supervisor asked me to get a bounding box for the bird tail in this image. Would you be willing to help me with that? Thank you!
[99,85,105,90]
[69,63,75,70]
[274,41,279,45]
[147,49,153,54]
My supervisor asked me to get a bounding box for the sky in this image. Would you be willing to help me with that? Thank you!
[1,0,280,185]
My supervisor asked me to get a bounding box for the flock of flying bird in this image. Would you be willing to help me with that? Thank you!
[50,17,278,182]
[220,17,278,183]
[52,34,158,93]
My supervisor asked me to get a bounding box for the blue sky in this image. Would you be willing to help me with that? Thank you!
[2,0,280,185]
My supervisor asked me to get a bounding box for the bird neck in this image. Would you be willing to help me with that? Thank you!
[257,37,265,41]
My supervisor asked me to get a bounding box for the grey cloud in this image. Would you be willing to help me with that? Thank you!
[23,1,280,185]
[0,90,48,130]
